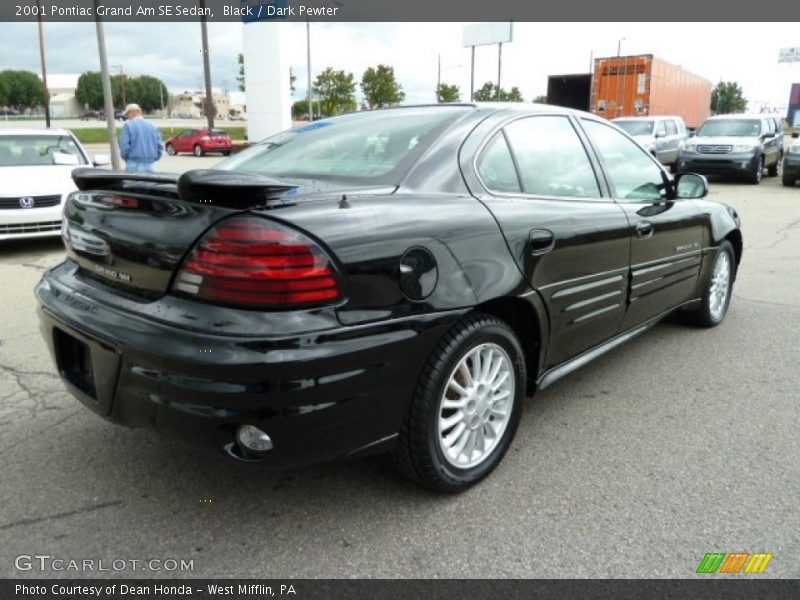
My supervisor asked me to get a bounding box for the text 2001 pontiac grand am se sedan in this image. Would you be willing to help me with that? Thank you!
[36,104,742,492]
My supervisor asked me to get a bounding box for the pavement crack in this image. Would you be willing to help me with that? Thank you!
[0,407,82,456]
[0,500,123,531]
[20,262,48,272]
[735,296,800,309]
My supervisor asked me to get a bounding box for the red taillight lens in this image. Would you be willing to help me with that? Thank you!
[173,217,343,309]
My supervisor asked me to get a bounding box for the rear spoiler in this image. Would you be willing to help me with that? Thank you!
[72,169,298,208]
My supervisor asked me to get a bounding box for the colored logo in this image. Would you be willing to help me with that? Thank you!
[19,196,35,208]
[696,552,773,574]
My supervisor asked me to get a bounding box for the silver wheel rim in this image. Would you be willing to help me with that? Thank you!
[709,251,731,321]
[438,342,515,469]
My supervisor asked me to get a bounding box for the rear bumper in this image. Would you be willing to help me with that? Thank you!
[36,261,465,467]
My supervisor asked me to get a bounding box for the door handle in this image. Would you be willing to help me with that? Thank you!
[529,229,555,255]
[635,221,654,239]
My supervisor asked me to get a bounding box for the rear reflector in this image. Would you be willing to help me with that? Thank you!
[173,217,343,309]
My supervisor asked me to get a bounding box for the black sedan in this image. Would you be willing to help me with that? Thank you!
[36,104,742,492]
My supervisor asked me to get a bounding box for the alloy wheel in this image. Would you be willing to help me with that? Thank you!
[708,250,731,321]
[437,342,515,469]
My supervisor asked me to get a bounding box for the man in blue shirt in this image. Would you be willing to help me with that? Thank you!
[119,103,163,172]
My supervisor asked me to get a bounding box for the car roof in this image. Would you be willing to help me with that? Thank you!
[0,128,75,136]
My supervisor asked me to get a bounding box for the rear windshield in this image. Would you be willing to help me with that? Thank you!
[216,107,472,184]
[615,120,654,136]
[697,119,761,137]
[0,134,87,167]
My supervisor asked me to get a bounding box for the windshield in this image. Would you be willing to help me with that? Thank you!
[0,134,87,167]
[615,120,654,136]
[697,119,761,137]
[216,107,472,183]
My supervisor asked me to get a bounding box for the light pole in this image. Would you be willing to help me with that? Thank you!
[200,0,214,130]
[306,19,312,120]
[93,0,121,170]
[35,0,50,128]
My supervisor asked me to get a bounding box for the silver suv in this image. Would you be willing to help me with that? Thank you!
[677,114,782,184]
[612,116,688,170]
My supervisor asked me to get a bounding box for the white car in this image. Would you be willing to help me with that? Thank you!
[0,128,109,241]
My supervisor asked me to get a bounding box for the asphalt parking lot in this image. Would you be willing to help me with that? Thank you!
[1,155,798,578]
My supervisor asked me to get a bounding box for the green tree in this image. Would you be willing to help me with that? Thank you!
[360,64,405,109]
[125,75,168,112]
[0,73,11,107]
[711,81,748,114]
[313,67,356,116]
[75,71,104,109]
[473,81,524,102]
[532,95,548,104]
[436,82,460,103]
[292,99,310,118]
[0,70,45,111]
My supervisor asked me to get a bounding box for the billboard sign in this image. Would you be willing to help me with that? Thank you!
[463,22,513,47]
[778,47,800,63]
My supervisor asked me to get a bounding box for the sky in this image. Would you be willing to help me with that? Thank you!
[2,21,799,112]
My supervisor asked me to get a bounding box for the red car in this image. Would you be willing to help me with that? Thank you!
[164,128,234,157]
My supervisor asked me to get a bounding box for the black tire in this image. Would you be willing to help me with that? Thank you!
[747,156,764,184]
[393,312,526,493]
[194,144,204,157]
[782,175,796,187]
[767,154,782,177]
[222,150,231,156]
[165,143,176,156]
[679,240,735,328]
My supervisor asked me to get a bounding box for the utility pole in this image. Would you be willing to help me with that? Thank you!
[36,0,50,128]
[94,1,121,170]
[200,0,214,130]
[306,19,313,120]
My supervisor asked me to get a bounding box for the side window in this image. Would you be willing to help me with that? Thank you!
[582,119,667,202]
[665,120,678,136]
[503,116,600,198]
[765,119,775,134]
[655,120,667,137]
[477,132,521,193]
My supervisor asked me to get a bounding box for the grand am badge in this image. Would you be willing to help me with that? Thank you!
[94,263,132,283]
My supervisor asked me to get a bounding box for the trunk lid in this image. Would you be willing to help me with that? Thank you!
[64,168,392,299]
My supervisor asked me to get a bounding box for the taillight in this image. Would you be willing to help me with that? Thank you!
[173,217,343,309]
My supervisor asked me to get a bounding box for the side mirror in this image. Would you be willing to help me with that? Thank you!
[792,132,799,139]
[675,172,708,199]
[655,130,666,138]
[93,154,111,167]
